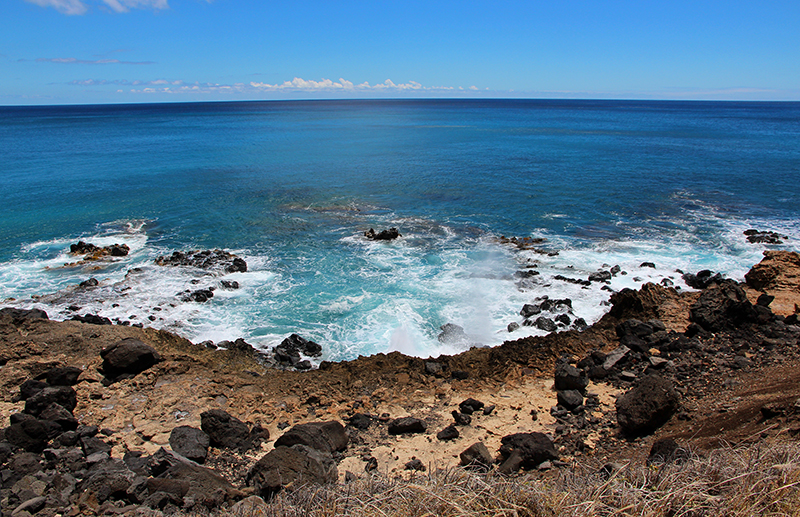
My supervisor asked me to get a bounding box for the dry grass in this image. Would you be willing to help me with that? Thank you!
[215,441,800,517]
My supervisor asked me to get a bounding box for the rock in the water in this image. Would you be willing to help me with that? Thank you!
[181,288,214,303]
[520,304,541,318]
[364,228,401,241]
[277,333,323,357]
[744,229,788,244]
[388,417,426,435]
[459,442,493,470]
[534,316,557,332]
[616,375,680,435]
[169,426,210,463]
[100,338,162,381]
[589,270,612,282]
[274,421,347,454]
[247,444,337,500]
[682,269,723,289]
[71,313,113,325]
[155,249,247,273]
[498,433,557,473]
[438,323,468,344]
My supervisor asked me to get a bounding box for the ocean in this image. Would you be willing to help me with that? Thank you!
[1,99,798,362]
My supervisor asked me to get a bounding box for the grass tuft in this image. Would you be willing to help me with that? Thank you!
[217,441,800,516]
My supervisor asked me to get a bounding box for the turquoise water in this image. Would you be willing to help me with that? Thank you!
[1,99,799,361]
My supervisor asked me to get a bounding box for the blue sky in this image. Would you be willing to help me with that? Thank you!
[2,0,799,104]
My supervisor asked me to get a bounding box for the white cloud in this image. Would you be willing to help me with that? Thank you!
[67,76,484,97]
[25,0,87,15]
[38,57,155,64]
[249,77,431,93]
[24,0,168,15]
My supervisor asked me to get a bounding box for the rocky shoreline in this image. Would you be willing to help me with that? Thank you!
[1,250,800,516]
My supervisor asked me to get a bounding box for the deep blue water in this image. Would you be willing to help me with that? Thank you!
[1,99,799,361]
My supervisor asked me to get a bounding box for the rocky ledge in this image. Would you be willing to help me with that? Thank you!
[1,251,800,516]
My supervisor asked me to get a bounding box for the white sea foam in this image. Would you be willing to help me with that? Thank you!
[2,211,798,363]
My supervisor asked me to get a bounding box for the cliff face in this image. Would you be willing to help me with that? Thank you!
[745,250,800,315]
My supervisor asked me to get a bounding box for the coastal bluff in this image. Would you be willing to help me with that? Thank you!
[2,251,800,515]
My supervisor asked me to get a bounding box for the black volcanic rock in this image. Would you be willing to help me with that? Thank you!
[364,228,401,241]
[100,338,162,380]
[616,375,679,435]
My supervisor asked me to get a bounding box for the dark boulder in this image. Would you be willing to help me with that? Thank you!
[81,435,112,456]
[79,277,99,288]
[458,398,485,415]
[100,338,162,380]
[520,304,541,318]
[38,402,78,430]
[757,293,775,307]
[744,229,788,244]
[274,421,347,454]
[19,379,47,401]
[200,409,267,452]
[154,249,247,273]
[498,433,557,473]
[534,317,557,332]
[589,270,612,282]
[438,323,469,344]
[388,417,426,435]
[556,390,583,410]
[346,413,373,430]
[451,411,472,426]
[436,425,459,441]
[277,333,323,358]
[181,288,214,303]
[689,280,757,332]
[6,414,61,453]
[459,442,494,470]
[682,269,723,289]
[364,228,401,241]
[616,375,680,435]
[24,386,77,416]
[150,460,242,509]
[71,313,113,325]
[247,444,337,500]
[45,366,83,387]
[554,362,588,392]
[616,319,655,353]
[169,426,210,464]
[0,307,48,325]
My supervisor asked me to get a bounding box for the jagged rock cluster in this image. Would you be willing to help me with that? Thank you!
[154,249,247,274]
[364,228,401,241]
